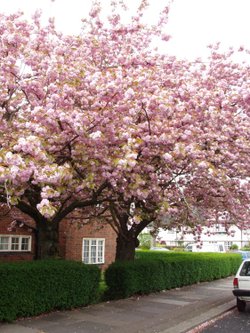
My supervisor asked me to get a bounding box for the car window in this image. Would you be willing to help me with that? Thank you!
[240,262,250,276]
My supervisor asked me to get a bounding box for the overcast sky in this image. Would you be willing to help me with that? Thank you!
[1,0,250,59]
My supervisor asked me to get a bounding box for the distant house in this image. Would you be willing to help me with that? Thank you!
[158,224,250,251]
[0,206,116,269]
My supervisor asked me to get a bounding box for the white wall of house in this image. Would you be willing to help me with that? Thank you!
[157,224,250,251]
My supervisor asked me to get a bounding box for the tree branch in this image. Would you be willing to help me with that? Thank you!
[142,102,151,135]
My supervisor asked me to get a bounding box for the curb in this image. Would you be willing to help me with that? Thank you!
[0,324,40,333]
[185,307,236,333]
[158,300,236,333]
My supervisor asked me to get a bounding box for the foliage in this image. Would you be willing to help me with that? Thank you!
[105,251,241,299]
[230,244,239,250]
[171,247,185,252]
[0,260,100,322]
[138,233,152,249]
[105,259,165,299]
[241,244,250,251]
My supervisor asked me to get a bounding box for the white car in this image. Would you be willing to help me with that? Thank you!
[185,243,225,253]
[233,259,250,311]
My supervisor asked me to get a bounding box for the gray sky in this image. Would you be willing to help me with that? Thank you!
[1,0,250,59]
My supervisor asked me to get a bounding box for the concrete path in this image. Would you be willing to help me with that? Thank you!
[0,277,235,333]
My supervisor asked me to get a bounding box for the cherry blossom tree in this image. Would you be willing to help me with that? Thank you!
[0,1,249,261]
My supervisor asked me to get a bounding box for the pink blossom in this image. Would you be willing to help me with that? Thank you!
[243,94,250,105]
[0,6,249,250]
[124,88,135,99]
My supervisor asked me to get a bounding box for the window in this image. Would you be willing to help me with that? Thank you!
[21,237,30,251]
[82,238,105,264]
[0,235,31,252]
[218,244,224,252]
[240,261,250,276]
[0,237,9,251]
[225,241,233,251]
[214,224,226,234]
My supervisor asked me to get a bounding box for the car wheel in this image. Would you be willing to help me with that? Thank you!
[237,298,246,312]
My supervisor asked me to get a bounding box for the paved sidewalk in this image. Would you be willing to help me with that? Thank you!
[0,277,235,333]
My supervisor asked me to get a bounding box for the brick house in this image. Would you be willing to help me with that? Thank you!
[0,206,117,269]
[0,207,35,263]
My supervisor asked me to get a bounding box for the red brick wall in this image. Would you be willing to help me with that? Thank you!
[0,206,36,262]
[60,218,117,270]
[0,252,34,262]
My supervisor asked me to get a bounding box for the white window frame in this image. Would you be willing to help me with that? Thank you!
[0,235,32,252]
[82,238,105,264]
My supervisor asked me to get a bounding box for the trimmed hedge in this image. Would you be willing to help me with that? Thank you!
[105,260,165,299]
[0,260,100,322]
[105,252,241,299]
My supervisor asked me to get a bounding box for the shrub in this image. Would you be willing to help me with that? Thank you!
[172,247,185,252]
[137,233,152,250]
[105,260,165,299]
[0,260,100,322]
[230,244,238,250]
[241,245,250,251]
[105,252,241,299]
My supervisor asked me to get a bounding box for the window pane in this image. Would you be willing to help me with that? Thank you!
[83,240,89,264]
[21,238,29,251]
[84,240,89,248]
[0,236,9,250]
[11,237,20,251]
[90,240,97,264]
[97,240,103,263]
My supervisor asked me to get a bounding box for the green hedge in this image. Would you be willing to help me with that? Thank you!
[105,260,165,298]
[105,252,241,299]
[0,260,100,322]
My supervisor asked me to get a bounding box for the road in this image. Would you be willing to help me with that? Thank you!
[190,304,250,333]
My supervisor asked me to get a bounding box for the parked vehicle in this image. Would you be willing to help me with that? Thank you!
[233,259,250,311]
[232,250,250,261]
[185,243,225,253]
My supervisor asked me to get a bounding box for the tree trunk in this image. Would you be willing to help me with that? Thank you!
[115,234,139,261]
[36,220,60,259]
